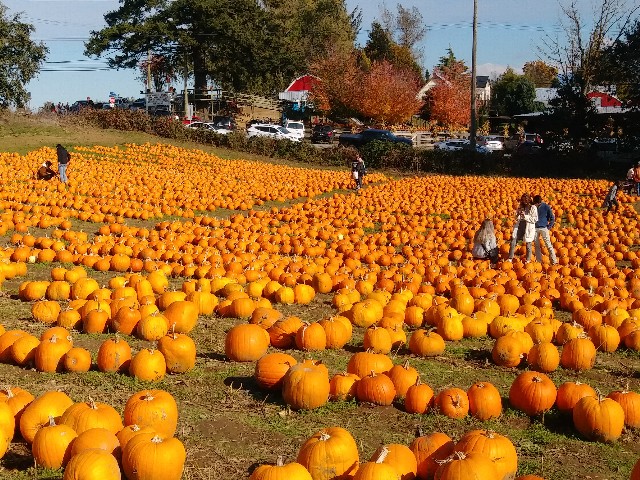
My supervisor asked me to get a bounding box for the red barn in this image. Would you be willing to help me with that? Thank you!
[278,75,320,103]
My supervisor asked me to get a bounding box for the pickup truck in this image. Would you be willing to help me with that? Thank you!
[338,129,413,148]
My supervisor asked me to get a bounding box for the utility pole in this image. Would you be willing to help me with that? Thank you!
[469,0,478,151]
[146,49,152,114]
[184,53,189,119]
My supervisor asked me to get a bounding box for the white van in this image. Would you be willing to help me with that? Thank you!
[284,120,305,141]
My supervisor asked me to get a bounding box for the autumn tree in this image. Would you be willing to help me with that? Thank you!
[364,21,423,81]
[522,60,559,88]
[309,49,362,118]
[423,51,471,130]
[359,60,423,124]
[0,5,48,108]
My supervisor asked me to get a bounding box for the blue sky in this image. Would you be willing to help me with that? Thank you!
[4,0,594,109]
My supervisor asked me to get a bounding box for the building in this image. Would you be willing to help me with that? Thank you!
[416,72,492,107]
[278,75,320,105]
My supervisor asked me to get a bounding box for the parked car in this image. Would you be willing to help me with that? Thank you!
[478,135,505,151]
[284,120,305,141]
[211,115,237,130]
[246,123,300,142]
[434,139,492,153]
[504,133,543,151]
[338,129,413,148]
[515,140,543,156]
[311,124,336,143]
[185,121,212,130]
[129,98,146,111]
[433,139,468,151]
[69,100,95,112]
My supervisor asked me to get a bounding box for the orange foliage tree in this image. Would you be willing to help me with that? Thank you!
[424,61,471,130]
[310,52,423,124]
[359,60,423,125]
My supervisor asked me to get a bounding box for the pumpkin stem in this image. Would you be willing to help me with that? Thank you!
[415,426,424,438]
[88,397,97,409]
[319,432,331,441]
[150,435,163,444]
[403,359,410,369]
[276,456,284,467]
[374,446,389,464]
[47,415,56,427]
[143,392,155,402]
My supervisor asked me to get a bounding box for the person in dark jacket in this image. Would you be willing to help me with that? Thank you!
[351,155,366,191]
[56,144,70,183]
[36,161,57,180]
[533,195,557,265]
[602,180,623,213]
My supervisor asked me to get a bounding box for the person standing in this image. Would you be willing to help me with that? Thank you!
[633,162,640,195]
[56,144,70,183]
[508,193,538,263]
[351,154,366,191]
[472,218,499,264]
[533,195,558,265]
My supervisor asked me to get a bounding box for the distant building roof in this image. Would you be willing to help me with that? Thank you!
[279,75,320,103]
[476,76,490,89]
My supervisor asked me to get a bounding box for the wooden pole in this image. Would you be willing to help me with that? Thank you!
[469,0,478,150]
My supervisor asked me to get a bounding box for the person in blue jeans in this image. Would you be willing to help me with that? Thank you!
[533,195,558,265]
[56,144,70,183]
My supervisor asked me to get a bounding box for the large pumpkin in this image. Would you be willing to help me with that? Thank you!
[60,398,124,435]
[123,390,178,437]
[251,456,313,480]
[254,353,297,390]
[454,430,517,480]
[225,324,270,362]
[32,417,78,469]
[410,430,454,480]
[572,395,624,442]
[157,332,197,374]
[297,426,359,480]
[509,372,556,417]
[122,433,186,480]
[282,360,330,410]
[62,448,121,480]
[20,390,74,443]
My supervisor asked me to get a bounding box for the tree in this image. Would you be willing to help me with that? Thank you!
[309,49,362,118]
[522,60,559,88]
[363,21,423,80]
[543,0,639,94]
[491,68,538,117]
[380,4,426,51]
[85,0,358,96]
[423,52,471,130]
[600,19,640,105]
[359,60,422,124]
[0,5,48,108]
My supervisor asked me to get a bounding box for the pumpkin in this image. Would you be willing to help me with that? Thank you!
[467,382,502,420]
[295,322,327,351]
[63,347,92,373]
[225,324,270,362]
[123,390,178,437]
[556,382,597,414]
[297,426,359,480]
[122,432,186,480]
[560,336,597,371]
[129,349,166,382]
[63,448,122,480]
[404,379,434,415]
[454,430,517,480]
[410,430,454,480]
[347,351,394,378]
[319,317,351,349]
[435,388,469,419]
[282,360,330,410]
[116,424,155,451]
[356,371,397,406]
[9,333,40,367]
[408,330,445,357]
[572,395,624,442]
[251,456,313,480]
[370,443,417,480]
[329,373,360,401]
[0,386,34,430]
[508,371,556,416]
[136,312,169,341]
[97,336,132,373]
[71,427,121,460]
[526,342,559,373]
[433,451,498,480]
[0,401,14,443]
[155,332,196,373]
[386,361,420,398]
[163,300,199,333]
[20,390,74,444]
[32,416,78,469]
[34,333,73,373]
[606,389,640,428]
[354,446,401,480]
[255,353,297,390]
[60,398,124,435]
[491,335,523,367]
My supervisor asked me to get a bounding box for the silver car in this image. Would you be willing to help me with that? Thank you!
[246,123,300,142]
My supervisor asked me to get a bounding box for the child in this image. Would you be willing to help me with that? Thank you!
[351,155,366,191]
[472,218,499,264]
[36,161,57,180]
[603,180,623,212]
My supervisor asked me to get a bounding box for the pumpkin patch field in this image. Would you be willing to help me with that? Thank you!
[0,127,640,479]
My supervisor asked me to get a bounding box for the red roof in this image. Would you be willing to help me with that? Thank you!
[284,75,319,92]
[587,91,622,108]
